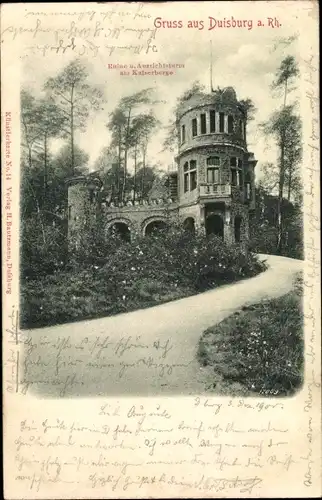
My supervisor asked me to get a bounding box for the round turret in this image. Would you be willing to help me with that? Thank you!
[66,175,102,249]
[177,87,246,155]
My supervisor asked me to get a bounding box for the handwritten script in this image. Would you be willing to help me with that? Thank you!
[301,51,321,491]
[1,4,160,59]
[12,398,297,495]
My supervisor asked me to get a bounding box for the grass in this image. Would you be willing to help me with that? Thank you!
[197,276,304,397]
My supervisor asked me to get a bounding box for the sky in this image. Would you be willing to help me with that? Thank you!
[20,1,301,179]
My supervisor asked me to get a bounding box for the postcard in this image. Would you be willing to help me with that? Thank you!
[1,1,321,498]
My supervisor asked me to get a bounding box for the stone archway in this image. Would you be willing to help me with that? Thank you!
[206,214,224,239]
[183,217,195,234]
[144,219,168,237]
[107,220,132,242]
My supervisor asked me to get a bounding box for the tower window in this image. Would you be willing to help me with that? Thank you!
[183,161,189,193]
[207,157,220,184]
[210,110,216,132]
[68,205,72,220]
[183,160,197,192]
[230,157,243,186]
[207,168,219,184]
[231,169,237,186]
[192,118,197,137]
[200,113,206,134]
[207,156,220,166]
[190,171,197,190]
[228,115,234,133]
[181,124,186,143]
[219,112,225,133]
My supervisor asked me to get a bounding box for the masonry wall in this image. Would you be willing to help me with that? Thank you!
[102,202,179,237]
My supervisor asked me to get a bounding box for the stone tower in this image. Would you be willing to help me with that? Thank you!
[66,175,102,250]
[174,86,257,247]
[66,86,257,249]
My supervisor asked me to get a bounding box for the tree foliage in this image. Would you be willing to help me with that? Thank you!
[44,59,103,174]
[105,88,158,202]
[259,55,301,253]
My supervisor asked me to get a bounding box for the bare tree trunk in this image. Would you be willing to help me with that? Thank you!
[277,78,289,253]
[27,178,46,245]
[117,127,122,202]
[70,84,75,175]
[43,132,48,210]
[287,169,292,201]
[133,144,137,202]
[141,137,147,199]
[122,108,131,202]
[277,134,286,253]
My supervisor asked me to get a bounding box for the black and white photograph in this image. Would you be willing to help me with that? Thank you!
[19,15,304,399]
[2,2,320,499]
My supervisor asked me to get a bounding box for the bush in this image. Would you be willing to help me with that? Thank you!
[197,278,304,396]
[21,218,67,280]
[20,226,266,328]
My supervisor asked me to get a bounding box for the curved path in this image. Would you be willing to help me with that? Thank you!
[24,254,302,397]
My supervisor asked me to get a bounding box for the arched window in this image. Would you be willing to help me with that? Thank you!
[230,157,242,187]
[183,160,197,192]
[184,162,189,192]
[207,156,220,184]
[190,160,197,190]
[192,118,197,137]
[219,112,225,132]
[200,113,206,134]
[210,110,216,132]
[181,124,186,143]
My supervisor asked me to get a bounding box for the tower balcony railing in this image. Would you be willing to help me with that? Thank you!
[199,183,231,197]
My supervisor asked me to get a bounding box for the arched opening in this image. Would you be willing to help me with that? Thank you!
[145,220,168,237]
[234,216,242,243]
[206,214,224,239]
[183,217,195,234]
[109,222,131,242]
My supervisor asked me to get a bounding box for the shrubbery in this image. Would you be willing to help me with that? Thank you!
[197,276,304,396]
[20,225,266,329]
[20,218,68,280]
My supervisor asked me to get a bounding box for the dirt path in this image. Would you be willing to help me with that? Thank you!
[23,254,302,397]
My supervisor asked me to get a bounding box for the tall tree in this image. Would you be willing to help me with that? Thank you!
[21,89,39,172]
[21,90,65,241]
[32,98,66,205]
[107,88,153,201]
[261,55,300,253]
[128,112,158,200]
[44,59,103,175]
